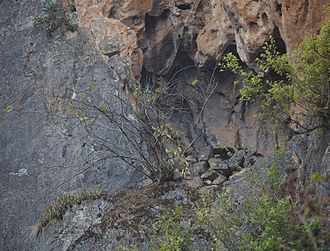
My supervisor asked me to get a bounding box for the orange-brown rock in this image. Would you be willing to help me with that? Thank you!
[72,0,329,154]
[275,0,330,53]
[195,0,235,64]
[213,0,330,63]
[75,0,330,73]
[76,1,145,78]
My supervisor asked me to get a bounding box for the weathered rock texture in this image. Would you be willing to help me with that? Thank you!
[1,0,329,250]
[74,0,329,154]
[30,182,211,250]
[0,1,143,250]
[76,0,330,69]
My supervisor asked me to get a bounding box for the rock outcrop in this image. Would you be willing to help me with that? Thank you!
[73,0,329,153]
[32,182,211,250]
[76,0,329,69]
[1,0,329,250]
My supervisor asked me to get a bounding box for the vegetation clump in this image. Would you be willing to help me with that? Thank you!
[33,0,77,33]
[148,206,192,251]
[62,81,188,182]
[202,162,329,251]
[30,189,106,238]
[220,20,330,132]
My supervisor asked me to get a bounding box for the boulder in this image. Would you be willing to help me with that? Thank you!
[226,149,256,173]
[183,176,204,189]
[201,171,219,181]
[212,174,227,186]
[198,146,214,161]
[208,158,231,176]
[191,161,210,176]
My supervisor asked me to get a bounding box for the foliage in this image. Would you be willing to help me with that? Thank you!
[3,105,13,113]
[33,0,76,33]
[205,162,328,250]
[191,79,199,87]
[31,189,105,238]
[117,163,328,250]
[243,196,292,250]
[118,206,193,251]
[39,62,217,182]
[149,206,192,251]
[152,123,189,178]
[290,20,330,117]
[220,40,291,125]
[68,0,76,13]
[219,20,330,130]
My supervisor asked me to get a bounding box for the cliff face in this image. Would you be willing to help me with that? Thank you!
[0,0,329,250]
[76,0,329,70]
[76,0,329,154]
[0,1,143,250]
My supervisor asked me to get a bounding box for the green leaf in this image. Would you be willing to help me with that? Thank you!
[191,79,199,87]
[80,92,88,101]
[99,104,108,113]
[155,87,162,94]
[86,81,97,90]
[151,95,157,103]
[3,105,13,113]
[310,172,326,183]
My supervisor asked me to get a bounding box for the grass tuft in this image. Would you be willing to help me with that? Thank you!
[31,189,106,238]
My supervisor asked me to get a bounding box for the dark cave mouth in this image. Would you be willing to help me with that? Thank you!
[140,51,219,92]
[140,13,287,92]
[138,22,288,154]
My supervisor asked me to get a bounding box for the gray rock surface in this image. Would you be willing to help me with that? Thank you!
[201,171,219,181]
[198,146,214,161]
[183,176,204,189]
[33,182,211,250]
[1,0,329,250]
[0,1,143,250]
[209,158,231,176]
[212,174,227,185]
[192,161,209,176]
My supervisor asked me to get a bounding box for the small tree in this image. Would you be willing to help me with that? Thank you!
[219,20,330,133]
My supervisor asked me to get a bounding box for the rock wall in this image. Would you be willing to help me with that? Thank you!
[0,1,144,250]
[1,0,329,250]
[74,0,329,154]
[76,0,329,69]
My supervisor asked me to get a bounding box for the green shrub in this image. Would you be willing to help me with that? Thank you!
[290,20,330,118]
[119,206,192,251]
[149,206,192,251]
[243,196,292,250]
[68,0,76,13]
[220,20,330,129]
[61,80,190,182]
[206,162,328,250]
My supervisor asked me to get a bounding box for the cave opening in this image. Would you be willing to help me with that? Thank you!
[140,43,221,95]
[139,37,232,152]
[140,9,259,151]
